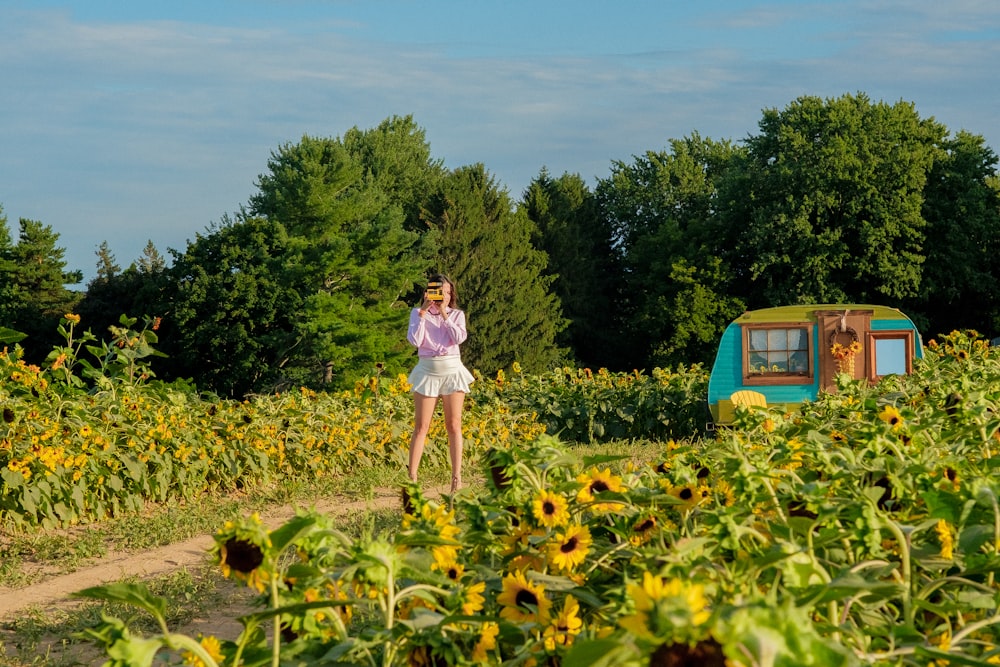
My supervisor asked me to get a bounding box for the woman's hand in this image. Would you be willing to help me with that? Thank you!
[418,293,432,317]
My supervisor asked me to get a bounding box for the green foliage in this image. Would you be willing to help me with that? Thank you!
[0,209,82,362]
[163,215,303,396]
[424,164,568,375]
[522,169,620,369]
[43,313,165,392]
[340,114,447,227]
[732,92,946,307]
[76,240,170,350]
[594,134,746,369]
[907,131,1000,338]
[6,93,1000,389]
[473,363,710,443]
[162,120,439,396]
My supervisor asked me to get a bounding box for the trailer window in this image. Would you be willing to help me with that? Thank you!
[866,331,915,380]
[743,324,813,385]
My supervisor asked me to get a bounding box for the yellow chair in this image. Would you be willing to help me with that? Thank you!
[730,390,767,410]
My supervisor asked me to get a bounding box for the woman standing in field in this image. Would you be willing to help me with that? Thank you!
[406,274,475,493]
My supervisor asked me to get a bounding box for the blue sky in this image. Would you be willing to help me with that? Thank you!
[2,1,998,282]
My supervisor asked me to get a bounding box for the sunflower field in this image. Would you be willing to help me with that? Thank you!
[0,315,706,530]
[67,329,1000,666]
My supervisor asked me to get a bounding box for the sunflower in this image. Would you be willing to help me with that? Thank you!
[649,638,727,667]
[406,645,438,667]
[713,480,736,508]
[543,595,583,651]
[460,580,486,615]
[653,459,672,474]
[497,570,552,624]
[546,524,592,572]
[182,634,224,667]
[878,405,904,429]
[935,519,955,560]
[665,483,703,513]
[619,571,711,641]
[576,468,624,512]
[324,580,353,623]
[403,501,462,564]
[432,554,464,583]
[213,514,273,592]
[629,514,659,546]
[471,622,500,662]
[938,466,961,492]
[532,489,570,528]
[499,523,545,556]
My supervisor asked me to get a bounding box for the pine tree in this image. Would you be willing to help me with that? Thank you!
[422,164,567,375]
[77,240,169,347]
[0,215,82,359]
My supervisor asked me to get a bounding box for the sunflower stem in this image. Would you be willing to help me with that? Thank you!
[270,574,282,667]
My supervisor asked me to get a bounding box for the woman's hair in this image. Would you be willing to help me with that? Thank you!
[429,273,458,308]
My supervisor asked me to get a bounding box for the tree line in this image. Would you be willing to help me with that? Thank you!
[2,92,998,397]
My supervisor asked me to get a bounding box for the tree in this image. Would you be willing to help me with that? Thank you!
[76,240,169,350]
[161,215,303,396]
[94,241,120,281]
[238,122,439,389]
[731,93,946,307]
[422,164,567,375]
[595,134,745,369]
[908,130,1000,338]
[521,169,620,369]
[340,114,446,228]
[0,210,82,359]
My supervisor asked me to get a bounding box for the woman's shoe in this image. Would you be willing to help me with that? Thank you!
[450,475,462,494]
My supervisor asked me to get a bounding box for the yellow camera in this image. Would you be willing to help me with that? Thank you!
[426,281,444,301]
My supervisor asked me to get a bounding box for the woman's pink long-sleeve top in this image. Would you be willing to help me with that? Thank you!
[407,305,468,357]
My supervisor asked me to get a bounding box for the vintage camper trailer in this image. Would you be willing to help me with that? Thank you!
[707,304,923,426]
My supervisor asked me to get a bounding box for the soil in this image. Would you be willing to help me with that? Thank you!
[0,483,449,664]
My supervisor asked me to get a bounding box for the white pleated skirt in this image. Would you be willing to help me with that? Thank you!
[408,355,475,397]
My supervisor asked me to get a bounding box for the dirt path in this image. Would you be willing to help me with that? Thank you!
[0,484,445,621]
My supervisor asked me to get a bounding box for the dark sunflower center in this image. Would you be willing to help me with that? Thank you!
[224,538,264,573]
[591,481,609,493]
[560,536,579,553]
[679,488,693,500]
[515,589,539,609]
[447,567,460,580]
[543,501,556,515]
[634,518,655,532]
[649,637,726,667]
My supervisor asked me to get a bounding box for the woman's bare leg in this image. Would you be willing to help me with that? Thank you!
[441,391,466,491]
[408,392,438,481]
